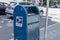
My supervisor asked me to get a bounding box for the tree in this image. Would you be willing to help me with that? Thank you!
[50,0,54,4]
[58,0,60,4]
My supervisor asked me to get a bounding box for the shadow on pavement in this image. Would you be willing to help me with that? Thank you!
[40,16,57,28]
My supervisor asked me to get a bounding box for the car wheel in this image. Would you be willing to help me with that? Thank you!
[40,10,44,17]
[0,9,5,15]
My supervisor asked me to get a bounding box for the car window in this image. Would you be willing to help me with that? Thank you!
[4,3,8,6]
[19,2,32,5]
[9,2,17,6]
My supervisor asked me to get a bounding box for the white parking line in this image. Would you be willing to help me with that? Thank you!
[11,33,14,36]
[51,18,60,22]
[52,30,60,35]
[40,23,60,30]
[0,26,2,28]
[9,38,14,40]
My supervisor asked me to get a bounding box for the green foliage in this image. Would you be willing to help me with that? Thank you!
[50,0,60,4]
[50,0,54,4]
[23,0,26,1]
[58,0,60,4]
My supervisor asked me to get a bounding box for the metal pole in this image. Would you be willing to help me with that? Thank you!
[44,0,49,40]
[41,0,43,6]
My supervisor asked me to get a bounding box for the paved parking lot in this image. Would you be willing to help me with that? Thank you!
[0,15,13,40]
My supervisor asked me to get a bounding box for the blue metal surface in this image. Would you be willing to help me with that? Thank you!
[14,5,27,40]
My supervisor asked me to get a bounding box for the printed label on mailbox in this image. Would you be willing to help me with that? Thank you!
[16,16,23,27]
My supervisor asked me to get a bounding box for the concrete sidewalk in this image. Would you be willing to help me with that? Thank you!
[40,23,60,40]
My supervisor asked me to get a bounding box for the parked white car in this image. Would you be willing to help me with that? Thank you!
[5,2,18,17]
[37,6,44,17]
[5,2,44,18]
[5,2,33,17]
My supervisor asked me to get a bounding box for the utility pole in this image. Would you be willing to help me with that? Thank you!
[44,0,49,40]
[41,0,43,6]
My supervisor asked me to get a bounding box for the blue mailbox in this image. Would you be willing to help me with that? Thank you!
[14,5,40,40]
